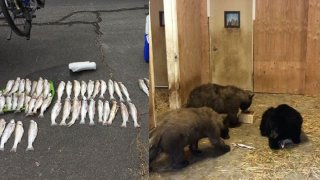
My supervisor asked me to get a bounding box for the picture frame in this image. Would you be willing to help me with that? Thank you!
[224,11,240,28]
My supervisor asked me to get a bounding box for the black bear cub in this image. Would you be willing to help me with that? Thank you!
[186,83,254,127]
[260,104,303,149]
[149,107,230,169]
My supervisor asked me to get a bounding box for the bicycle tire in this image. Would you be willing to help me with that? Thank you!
[0,0,32,37]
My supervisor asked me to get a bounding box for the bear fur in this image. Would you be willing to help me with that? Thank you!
[186,83,254,127]
[260,104,303,149]
[149,107,230,169]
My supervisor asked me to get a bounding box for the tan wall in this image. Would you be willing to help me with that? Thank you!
[150,0,168,86]
[210,0,253,90]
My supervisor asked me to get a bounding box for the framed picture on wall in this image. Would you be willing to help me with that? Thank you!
[224,11,240,28]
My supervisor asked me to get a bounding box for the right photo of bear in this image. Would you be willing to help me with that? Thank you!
[259,104,303,150]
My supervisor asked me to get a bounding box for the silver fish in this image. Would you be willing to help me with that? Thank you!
[119,82,131,102]
[67,99,81,127]
[26,120,38,151]
[57,81,65,102]
[0,119,15,151]
[11,93,18,111]
[10,121,24,152]
[102,100,110,124]
[143,78,149,89]
[3,80,14,95]
[30,80,37,97]
[24,96,31,113]
[80,99,88,124]
[100,80,107,99]
[15,93,25,112]
[9,77,20,95]
[39,95,53,118]
[18,79,25,94]
[92,80,100,99]
[66,81,72,99]
[87,80,94,99]
[128,102,140,128]
[42,79,50,99]
[25,79,32,95]
[138,79,149,96]
[60,98,71,126]
[32,96,44,114]
[73,80,81,100]
[0,96,5,114]
[26,98,36,116]
[6,95,12,111]
[88,99,95,126]
[0,119,6,137]
[114,81,124,102]
[35,77,43,98]
[108,79,115,100]
[97,100,103,123]
[120,102,129,128]
[51,102,62,126]
[81,81,87,100]
[105,100,119,126]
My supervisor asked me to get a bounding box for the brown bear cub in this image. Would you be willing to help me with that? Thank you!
[186,83,254,127]
[149,107,230,169]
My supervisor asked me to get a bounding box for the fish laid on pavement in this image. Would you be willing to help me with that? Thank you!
[9,77,20,95]
[39,95,53,118]
[51,102,62,126]
[30,80,37,97]
[102,100,110,124]
[108,79,115,100]
[25,79,31,95]
[100,80,107,99]
[143,78,149,89]
[42,79,50,99]
[81,81,87,100]
[18,79,25,94]
[66,81,72,99]
[26,98,36,116]
[35,77,43,98]
[114,81,124,102]
[92,80,100,99]
[3,80,14,95]
[57,81,66,102]
[128,102,140,128]
[0,119,6,137]
[10,121,24,152]
[32,96,44,114]
[120,102,129,128]
[0,119,15,151]
[26,120,38,151]
[11,93,18,111]
[0,96,5,114]
[15,93,25,112]
[119,82,131,102]
[67,99,81,127]
[138,79,149,96]
[60,98,71,126]
[24,96,31,113]
[87,80,94,99]
[80,99,88,124]
[6,95,12,111]
[105,100,119,126]
[97,100,103,123]
[88,99,95,126]
[73,80,81,100]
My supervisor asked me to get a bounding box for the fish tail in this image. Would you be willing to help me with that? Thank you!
[38,113,44,118]
[79,119,85,124]
[51,122,58,126]
[134,122,141,128]
[59,121,66,126]
[10,147,17,152]
[26,145,34,151]
[121,122,127,128]
[0,147,4,151]
[89,121,95,126]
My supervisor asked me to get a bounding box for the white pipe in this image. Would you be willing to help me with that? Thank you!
[68,61,97,72]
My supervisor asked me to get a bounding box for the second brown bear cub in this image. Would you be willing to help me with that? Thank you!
[149,107,230,169]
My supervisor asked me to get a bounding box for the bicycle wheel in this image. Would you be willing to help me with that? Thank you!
[0,0,32,37]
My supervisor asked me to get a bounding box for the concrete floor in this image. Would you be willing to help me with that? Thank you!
[0,0,149,179]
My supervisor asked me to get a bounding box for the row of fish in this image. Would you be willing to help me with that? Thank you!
[51,99,140,128]
[138,78,149,96]
[1,77,52,99]
[56,80,132,102]
[0,119,38,152]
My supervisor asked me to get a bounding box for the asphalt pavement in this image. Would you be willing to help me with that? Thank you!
[0,0,149,179]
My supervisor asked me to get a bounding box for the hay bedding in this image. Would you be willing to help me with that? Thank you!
[152,90,320,179]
